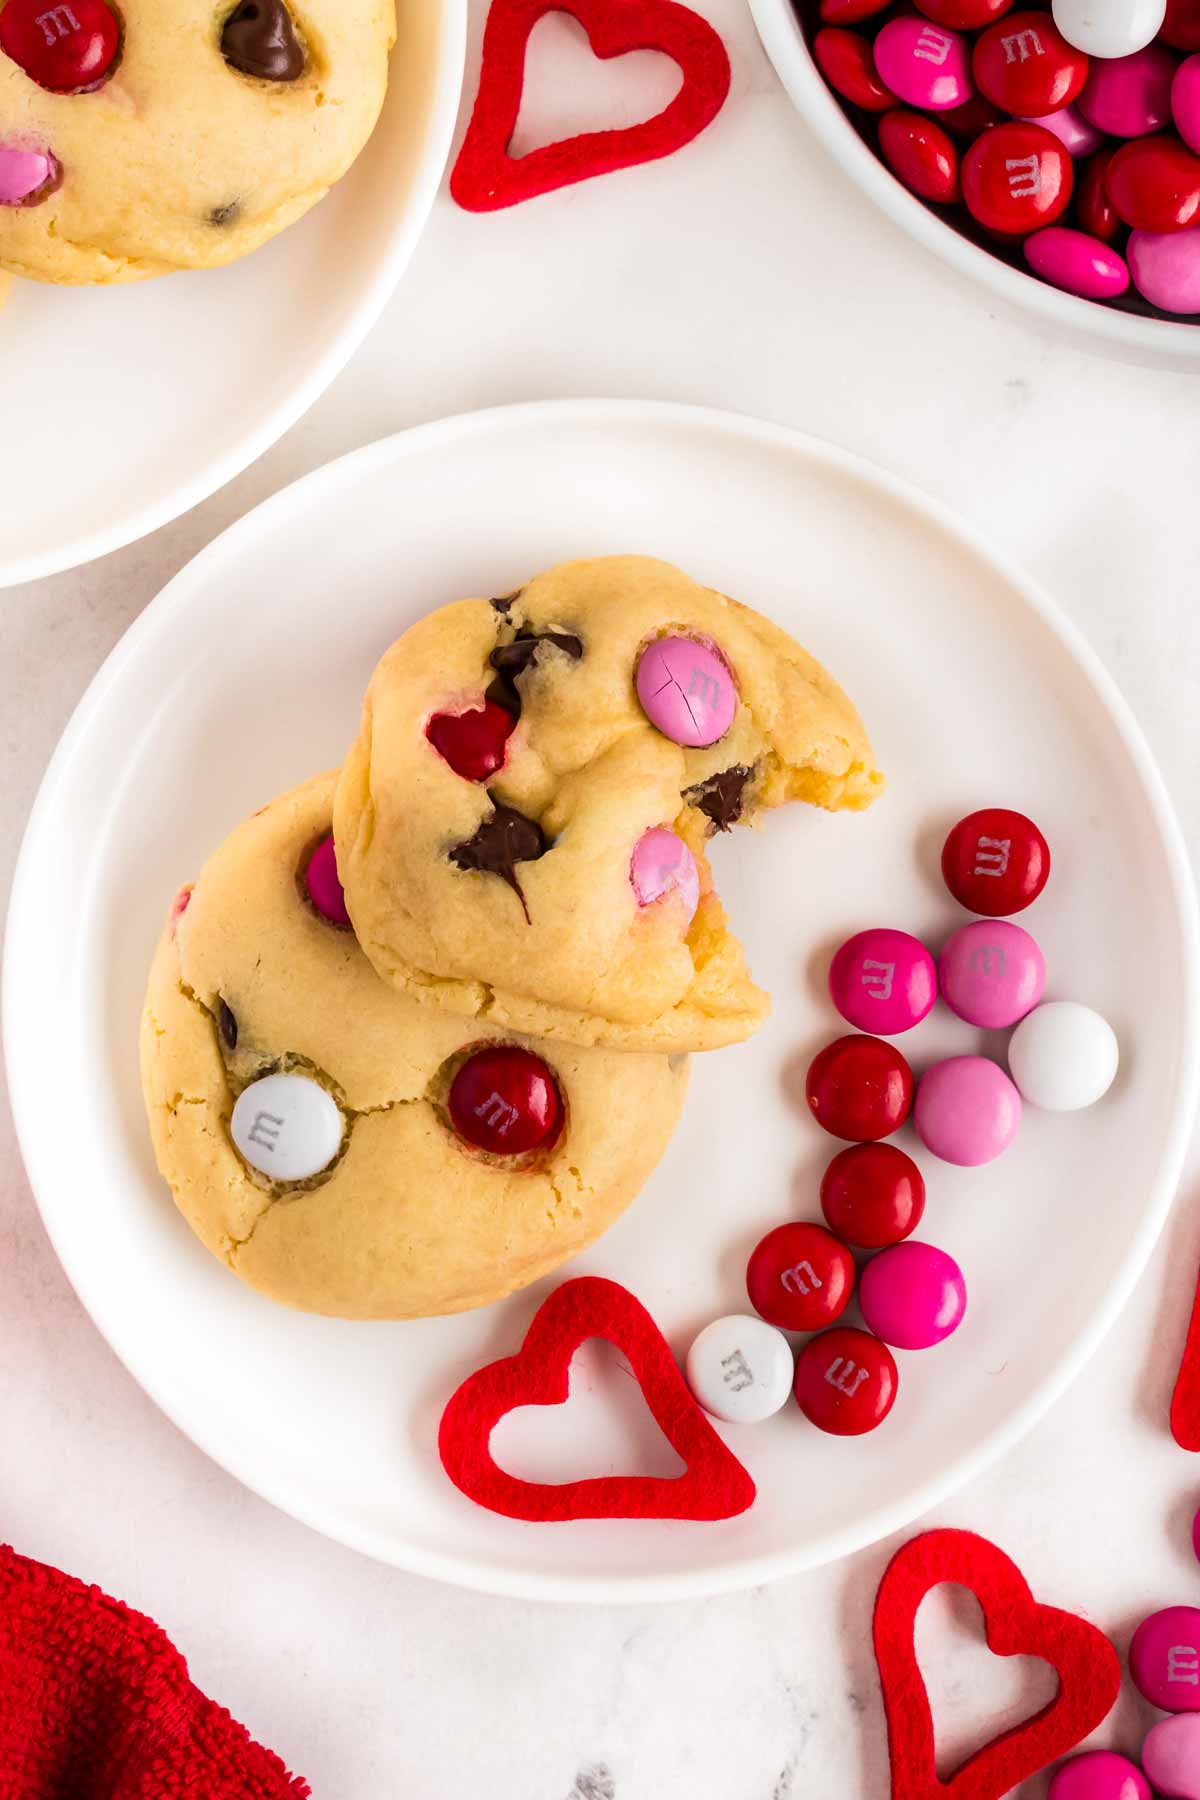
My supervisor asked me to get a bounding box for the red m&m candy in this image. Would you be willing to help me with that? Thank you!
[962,122,1074,234]
[879,109,961,201]
[1106,133,1200,230]
[1162,0,1200,50]
[820,0,891,25]
[746,1222,856,1331]
[0,0,120,92]
[806,1035,914,1141]
[820,1142,926,1247]
[448,1045,563,1156]
[1077,147,1122,238]
[426,700,516,782]
[916,0,1014,30]
[794,1327,899,1435]
[941,807,1050,914]
[813,26,896,109]
[972,13,1088,116]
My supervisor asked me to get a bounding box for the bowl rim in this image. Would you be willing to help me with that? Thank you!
[0,0,469,591]
[748,0,1200,360]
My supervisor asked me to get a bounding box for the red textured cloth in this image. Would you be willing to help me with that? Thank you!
[0,1545,308,1799]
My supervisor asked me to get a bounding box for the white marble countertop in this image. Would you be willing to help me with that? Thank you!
[4,2,1200,1794]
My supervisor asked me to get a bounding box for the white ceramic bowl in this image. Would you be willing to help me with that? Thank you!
[750,0,1200,364]
[0,0,466,589]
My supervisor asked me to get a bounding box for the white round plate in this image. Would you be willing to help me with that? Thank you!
[0,0,465,590]
[6,400,1198,1602]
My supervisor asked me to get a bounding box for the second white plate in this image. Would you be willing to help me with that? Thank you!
[6,399,1197,1600]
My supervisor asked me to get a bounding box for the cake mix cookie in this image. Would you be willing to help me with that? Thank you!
[0,0,394,284]
[140,772,689,1319]
[334,555,884,1053]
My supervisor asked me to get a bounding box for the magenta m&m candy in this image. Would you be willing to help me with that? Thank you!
[0,0,120,92]
[793,1326,899,1434]
[859,1241,967,1349]
[448,1046,564,1156]
[874,17,974,109]
[942,807,1050,915]
[1131,1607,1200,1710]
[814,26,897,107]
[829,927,937,1034]
[820,1142,926,1247]
[746,1221,856,1331]
[973,13,1089,117]
[635,636,736,748]
[1078,43,1176,137]
[806,1035,914,1141]
[914,1056,1021,1165]
[1024,105,1103,157]
[0,142,58,205]
[1048,1751,1151,1800]
[1144,1716,1200,1798]
[304,835,351,929]
[630,827,700,921]
[1128,225,1200,307]
[1174,53,1200,149]
[938,918,1046,1027]
[1025,226,1131,298]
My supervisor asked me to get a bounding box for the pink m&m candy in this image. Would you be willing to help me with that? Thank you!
[304,834,351,928]
[1143,1714,1200,1798]
[1078,44,1176,138]
[1174,54,1200,151]
[0,143,58,205]
[1130,1607,1200,1711]
[938,919,1046,1027]
[873,17,974,110]
[859,1241,967,1349]
[914,1056,1021,1165]
[1128,225,1200,308]
[635,637,736,748]
[1024,104,1103,157]
[1025,226,1131,298]
[829,928,937,1035]
[630,827,700,922]
[1048,1752,1151,1800]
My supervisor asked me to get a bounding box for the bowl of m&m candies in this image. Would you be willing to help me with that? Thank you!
[749,0,1200,352]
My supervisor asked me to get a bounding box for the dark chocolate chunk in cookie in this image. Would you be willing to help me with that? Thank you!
[487,630,583,716]
[217,998,239,1050]
[685,765,754,832]
[449,798,546,922]
[220,0,305,81]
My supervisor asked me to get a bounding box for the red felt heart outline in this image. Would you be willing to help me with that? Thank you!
[451,0,732,213]
[438,1275,756,1520]
[873,1530,1121,1800]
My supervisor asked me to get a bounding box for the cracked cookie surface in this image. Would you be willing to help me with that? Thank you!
[0,0,394,284]
[139,772,688,1319]
[334,554,885,1054]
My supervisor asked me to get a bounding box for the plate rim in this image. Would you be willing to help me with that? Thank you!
[6,396,1199,1603]
[0,0,468,592]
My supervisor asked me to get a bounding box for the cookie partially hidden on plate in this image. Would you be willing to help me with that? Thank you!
[334,555,884,1054]
[140,772,688,1320]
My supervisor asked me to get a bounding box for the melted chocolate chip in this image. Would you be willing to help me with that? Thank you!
[685,766,753,832]
[486,630,584,716]
[220,0,305,81]
[209,200,241,227]
[449,797,546,922]
[217,999,239,1050]
[490,593,518,615]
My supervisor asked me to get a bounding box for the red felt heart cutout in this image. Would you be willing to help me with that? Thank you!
[873,1530,1121,1800]
[1171,1254,1200,1449]
[451,0,732,213]
[438,1275,756,1520]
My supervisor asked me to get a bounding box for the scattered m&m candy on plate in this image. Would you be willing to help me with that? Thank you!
[1007,1000,1119,1109]
[1142,1715,1200,1798]
[746,1221,856,1330]
[686,1315,795,1423]
[820,1142,926,1247]
[794,1326,899,1434]
[806,1035,914,1141]
[859,1241,968,1348]
[1048,1751,1152,1799]
[942,807,1050,914]
[1130,1605,1200,1709]
[829,928,937,1034]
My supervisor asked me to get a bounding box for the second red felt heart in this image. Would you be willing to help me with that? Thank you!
[451,0,732,212]
[873,1529,1121,1800]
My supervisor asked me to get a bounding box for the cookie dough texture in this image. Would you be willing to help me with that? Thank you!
[140,772,689,1320]
[335,554,885,1055]
[0,0,394,284]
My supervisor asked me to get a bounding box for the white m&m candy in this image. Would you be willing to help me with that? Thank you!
[231,1072,344,1180]
[686,1316,794,1423]
[1052,0,1166,58]
[1007,1001,1119,1111]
